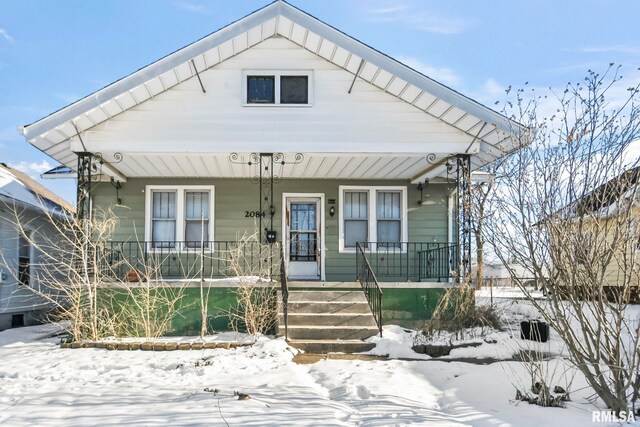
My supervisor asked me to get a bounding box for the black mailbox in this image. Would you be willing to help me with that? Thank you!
[265,230,277,244]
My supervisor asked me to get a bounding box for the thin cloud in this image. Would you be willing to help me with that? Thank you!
[53,93,81,104]
[396,55,461,86]
[579,44,640,55]
[364,1,470,34]
[173,2,207,14]
[10,160,53,176]
[0,27,14,43]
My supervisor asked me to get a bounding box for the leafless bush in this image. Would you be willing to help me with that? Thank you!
[486,65,640,413]
[415,285,502,344]
[220,231,279,337]
[3,205,185,341]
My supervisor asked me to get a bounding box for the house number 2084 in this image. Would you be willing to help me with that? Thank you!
[245,210,266,218]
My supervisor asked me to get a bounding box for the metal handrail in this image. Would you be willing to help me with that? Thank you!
[356,242,383,337]
[279,245,289,341]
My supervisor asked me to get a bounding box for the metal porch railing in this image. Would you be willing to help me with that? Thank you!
[356,242,383,337]
[357,242,461,282]
[96,240,277,281]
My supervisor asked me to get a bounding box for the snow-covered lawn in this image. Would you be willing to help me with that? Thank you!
[0,319,632,426]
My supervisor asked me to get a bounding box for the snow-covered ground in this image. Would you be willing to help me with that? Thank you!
[1,319,634,426]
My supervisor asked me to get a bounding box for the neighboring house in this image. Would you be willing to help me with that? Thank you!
[0,163,74,330]
[575,166,640,292]
[18,2,524,343]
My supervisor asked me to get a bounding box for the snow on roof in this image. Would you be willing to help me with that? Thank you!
[0,163,75,215]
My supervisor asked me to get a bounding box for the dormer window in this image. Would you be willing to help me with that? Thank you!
[244,70,312,106]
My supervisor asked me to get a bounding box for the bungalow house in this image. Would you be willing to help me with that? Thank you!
[0,163,74,330]
[559,165,640,301]
[19,1,523,350]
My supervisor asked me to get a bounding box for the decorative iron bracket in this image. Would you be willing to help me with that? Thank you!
[228,152,304,243]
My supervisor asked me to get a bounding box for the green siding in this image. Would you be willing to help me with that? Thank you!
[92,178,452,281]
[101,286,446,335]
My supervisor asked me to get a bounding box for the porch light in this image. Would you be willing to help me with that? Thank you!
[329,206,335,217]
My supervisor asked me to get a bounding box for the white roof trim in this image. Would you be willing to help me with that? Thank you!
[21,0,523,144]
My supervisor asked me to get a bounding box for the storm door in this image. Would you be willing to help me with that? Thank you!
[286,197,322,280]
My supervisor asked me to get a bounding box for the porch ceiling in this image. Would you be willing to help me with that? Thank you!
[95,152,459,182]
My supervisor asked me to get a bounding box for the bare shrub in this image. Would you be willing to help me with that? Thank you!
[220,232,280,337]
[415,285,502,344]
[486,66,640,413]
[3,205,185,341]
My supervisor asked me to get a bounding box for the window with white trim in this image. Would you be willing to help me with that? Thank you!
[243,70,313,106]
[145,186,214,250]
[339,186,407,252]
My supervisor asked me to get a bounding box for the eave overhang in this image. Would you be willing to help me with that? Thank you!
[19,0,526,182]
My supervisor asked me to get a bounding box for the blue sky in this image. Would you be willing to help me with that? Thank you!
[1,0,638,204]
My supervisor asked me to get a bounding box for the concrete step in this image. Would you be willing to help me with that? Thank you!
[288,339,376,353]
[287,291,368,303]
[280,313,378,327]
[284,301,371,314]
[285,325,379,341]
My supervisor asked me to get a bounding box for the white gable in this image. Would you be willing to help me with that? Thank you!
[20,1,524,181]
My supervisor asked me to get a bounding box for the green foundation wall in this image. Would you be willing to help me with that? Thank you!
[381,288,447,328]
[102,286,449,336]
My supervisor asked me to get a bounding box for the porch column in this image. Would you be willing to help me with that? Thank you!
[75,151,94,221]
[456,154,472,284]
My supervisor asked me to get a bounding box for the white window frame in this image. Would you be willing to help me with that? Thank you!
[338,186,408,253]
[242,70,314,107]
[144,185,215,252]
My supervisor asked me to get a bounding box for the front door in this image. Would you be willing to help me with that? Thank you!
[285,196,322,280]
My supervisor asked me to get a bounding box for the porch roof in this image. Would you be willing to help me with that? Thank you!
[19,0,526,183]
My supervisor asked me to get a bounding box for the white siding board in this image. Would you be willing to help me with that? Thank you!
[426,100,451,117]
[413,92,437,110]
[400,85,422,103]
[455,114,481,132]
[203,47,221,68]
[359,62,378,82]
[262,18,277,39]
[318,39,336,60]
[158,70,179,88]
[130,85,151,104]
[387,78,407,97]
[86,108,109,125]
[79,38,476,158]
[114,92,137,110]
[344,54,362,74]
[174,62,193,82]
[191,55,207,73]
[56,122,75,139]
[43,130,66,145]
[331,47,350,68]
[232,33,249,54]
[101,101,124,117]
[372,69,393,90]
[441,107,466,125]
[247,25,263,47]
[218,40,235,61]
[303,31,321,52]
[290,23,306,45]
[276,16,293,37]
